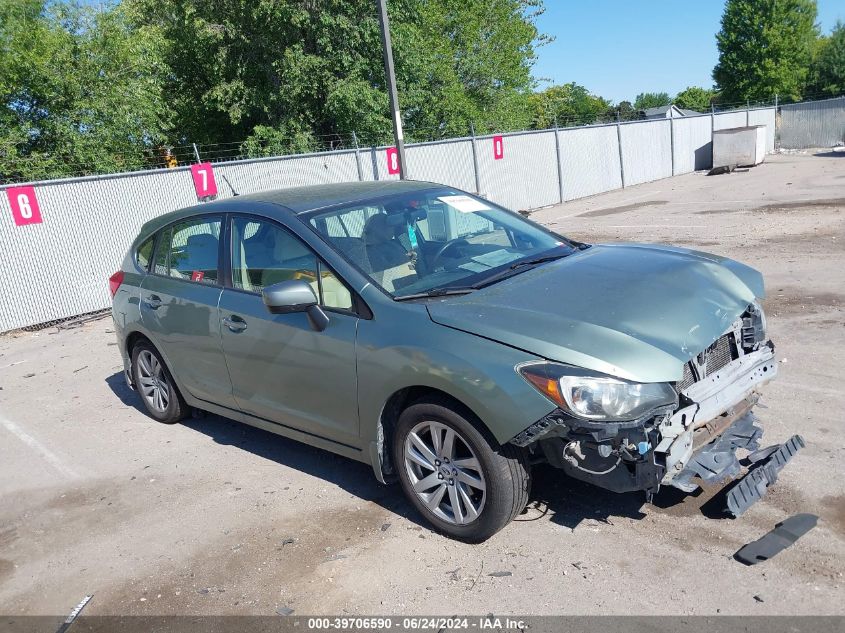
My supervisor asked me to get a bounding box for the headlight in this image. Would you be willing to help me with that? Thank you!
[518,362,677,422]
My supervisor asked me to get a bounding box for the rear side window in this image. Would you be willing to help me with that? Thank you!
[136,236,154,271]
[154,216,222,284]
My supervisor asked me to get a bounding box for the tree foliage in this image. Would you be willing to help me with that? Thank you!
[0,0,168,182]
[674,86,717,111]
[528,83,610,127]
[713,0,819,102]
[807,21,845,96]
[633,92,671,111]
[129,0,545,151]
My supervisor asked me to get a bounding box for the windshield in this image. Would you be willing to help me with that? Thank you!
[306,187,575,298]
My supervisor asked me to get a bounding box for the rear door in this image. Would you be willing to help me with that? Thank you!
[218,215,360,447]
[139,214,236,408]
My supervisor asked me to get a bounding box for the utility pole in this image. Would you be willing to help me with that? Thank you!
[376,0,407,179]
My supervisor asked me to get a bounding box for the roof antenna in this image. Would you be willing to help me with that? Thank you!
[222,174,239,196]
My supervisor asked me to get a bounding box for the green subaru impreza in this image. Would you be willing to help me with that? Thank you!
[110,180,789,542]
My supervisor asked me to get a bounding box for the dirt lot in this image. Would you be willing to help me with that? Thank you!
[1,151,843,617]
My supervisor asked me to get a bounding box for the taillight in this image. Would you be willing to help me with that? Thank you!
[109,271,125,298]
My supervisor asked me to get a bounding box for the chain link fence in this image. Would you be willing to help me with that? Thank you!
[0,101,811,333]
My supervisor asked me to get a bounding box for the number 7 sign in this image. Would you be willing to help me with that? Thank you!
[190,163,218,199]
[6,186,43,226]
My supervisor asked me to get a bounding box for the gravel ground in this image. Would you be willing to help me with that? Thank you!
[0,151,843,617]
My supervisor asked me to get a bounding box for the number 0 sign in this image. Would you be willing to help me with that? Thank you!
[6,186,43,226]
[190,163,218,199]
[493,136,504,160]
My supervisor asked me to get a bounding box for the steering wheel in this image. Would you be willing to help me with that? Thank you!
[431,238,470,268]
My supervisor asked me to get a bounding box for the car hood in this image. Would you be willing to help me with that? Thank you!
[425,243,764,383]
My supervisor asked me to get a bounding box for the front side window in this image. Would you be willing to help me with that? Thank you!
[231,217,353,310]
[155,216,222,284]
[306,188,573,298]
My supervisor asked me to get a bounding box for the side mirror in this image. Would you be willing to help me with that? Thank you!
[261,280,329,331]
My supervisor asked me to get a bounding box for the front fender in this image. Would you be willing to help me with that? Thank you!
[355,305,556,451]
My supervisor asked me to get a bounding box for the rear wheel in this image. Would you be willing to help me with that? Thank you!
[131,341,187,424]
[393,397,530,542]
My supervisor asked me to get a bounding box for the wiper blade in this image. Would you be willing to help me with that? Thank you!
[473,252,571,289]
[394,287,475,301]
[508,253,569,270]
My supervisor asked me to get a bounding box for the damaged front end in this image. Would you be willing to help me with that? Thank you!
[512,303,793,514]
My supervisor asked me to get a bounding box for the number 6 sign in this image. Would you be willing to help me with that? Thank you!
[190,162,218,199]
[6,186,43,226]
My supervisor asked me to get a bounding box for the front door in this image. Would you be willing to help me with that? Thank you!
[218,215,360,447]
[139,214,237,408]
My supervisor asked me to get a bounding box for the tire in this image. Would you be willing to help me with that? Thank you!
[392,396,530,542]
[131,340,188,424]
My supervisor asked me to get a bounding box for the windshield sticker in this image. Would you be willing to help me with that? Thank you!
[437,195,491,213]
[471,249,522,268]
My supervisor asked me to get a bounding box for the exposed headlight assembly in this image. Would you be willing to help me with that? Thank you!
[518,362,677,422]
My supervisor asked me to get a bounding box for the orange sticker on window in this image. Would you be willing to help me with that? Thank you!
[191,271,205,282]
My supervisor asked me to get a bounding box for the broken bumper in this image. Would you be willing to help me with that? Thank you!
[660,343,778,491]
[512,341,793,508]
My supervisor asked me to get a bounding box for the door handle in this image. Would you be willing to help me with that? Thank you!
[143,294,162,309]
[222,316,248,332]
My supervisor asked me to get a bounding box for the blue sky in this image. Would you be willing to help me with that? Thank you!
[532,0,845,103]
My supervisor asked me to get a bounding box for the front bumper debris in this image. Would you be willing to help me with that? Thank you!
[671,411,763,492]
[725,435,805,517]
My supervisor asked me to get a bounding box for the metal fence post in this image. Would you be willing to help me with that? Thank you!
[616,121,626,188]
[669,115,675,176]
[746,99,750,127]
[352,131,364,181]
[774,94,779,150]
[553,118,565,203]
[192,143,201,163]
[469,122,482,195]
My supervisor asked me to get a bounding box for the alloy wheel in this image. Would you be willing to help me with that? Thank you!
[403,420,486,525]
[137,350,170,413]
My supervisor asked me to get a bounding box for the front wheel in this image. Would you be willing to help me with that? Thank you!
[393,397,530,542]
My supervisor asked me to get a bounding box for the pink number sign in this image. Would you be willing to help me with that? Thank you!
[6,186,43,226]
[386,147,400,175]
[493,136,504,160]
[190,163,218,198]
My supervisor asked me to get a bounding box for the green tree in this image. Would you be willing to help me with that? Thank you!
[0,0,168,182]
[674,86,717,111]
[529,83,610,128]
[129,0,545,150]
[807,21,845,96]
[633,92,671,111]
[713,0,818,103]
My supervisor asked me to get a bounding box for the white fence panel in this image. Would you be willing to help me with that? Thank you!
[476,131,559,211]
[214,152,360,196]
[620,120,672,186]
[405,140,477,191]
[714,111,747,130]
[0,168,201,331]
[672,115,713,174]
[558,125,622,200]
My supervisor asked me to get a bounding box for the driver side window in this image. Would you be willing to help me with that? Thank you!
[231,217,353,310]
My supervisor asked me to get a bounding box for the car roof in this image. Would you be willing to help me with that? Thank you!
[137,180,440,239]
